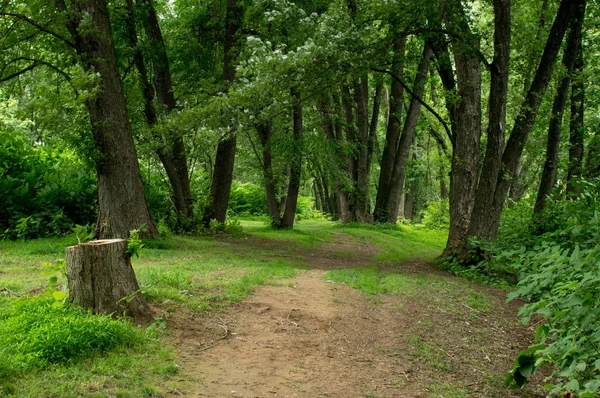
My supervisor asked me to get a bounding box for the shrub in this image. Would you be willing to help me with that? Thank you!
[228,182,268,216]
[0,130,96,239]
[422,199,449,230]
[499,180,600,396]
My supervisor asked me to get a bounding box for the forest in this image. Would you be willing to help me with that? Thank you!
[1,0,599,396]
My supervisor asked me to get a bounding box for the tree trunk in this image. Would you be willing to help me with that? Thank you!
[138,0,193,220]
[281,90,304,229]
[203,0,243,226]
[467,0,511,239]
[387,42,432,224]
[66,239,152,322]
[125,0,193,225]
[354,77,371,220]
[256,121,280,224]
[534,9,583,213]
[404,148,418,221]
[442,2,483,256]
[58,0,157,239]
[465,0,580,247]
[374,37,405,222]
[566,45,585,197]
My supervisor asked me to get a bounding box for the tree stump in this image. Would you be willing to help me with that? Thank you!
[66,239,153,323]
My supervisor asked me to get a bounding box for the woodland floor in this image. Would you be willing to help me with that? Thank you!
[160,233,543,398]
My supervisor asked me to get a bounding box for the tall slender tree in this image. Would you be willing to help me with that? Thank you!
[203,0,244,227]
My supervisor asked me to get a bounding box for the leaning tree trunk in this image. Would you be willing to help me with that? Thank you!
[138,0,194,220]
[469,0,582,243]
[386,42,432,224]
[374,37,405,223]
[534,10,583,214]
[58,0,157,239]
[66,239,152,322]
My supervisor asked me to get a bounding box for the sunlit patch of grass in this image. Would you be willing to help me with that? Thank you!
[425,381,468,398]
[334,223,447,262]
[324,266,428,297]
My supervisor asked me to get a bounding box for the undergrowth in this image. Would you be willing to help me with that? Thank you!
[0,294,145,380]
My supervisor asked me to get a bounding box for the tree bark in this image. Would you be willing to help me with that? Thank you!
[534,7,584,213]
[374,37,405,222]
[467,0,511,238]
[256,121,280,224]
[137,0,193,220]
[203,0,243,226]
[482,0,582,237]
[387,42,432,224]
[462,0,580,251]
[66,239,152,322]
[281,89,304,229]
[58,0,157,239]
[566,45,585,197]
[442,2,483,256]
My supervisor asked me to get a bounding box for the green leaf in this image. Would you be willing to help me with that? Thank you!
[506,291,520,302]
[564,379,579,392]
[52,291,66,301]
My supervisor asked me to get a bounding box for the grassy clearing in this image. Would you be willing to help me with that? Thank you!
[0,219,452,397]
[0,229,305,397]
[334,222,447,262]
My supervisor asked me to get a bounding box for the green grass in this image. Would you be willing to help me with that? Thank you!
[0,218,452,397]
[324,266,428,297]
[334,222,447,261]
[426,381,468,398]
[0,230,305,396]
[407,336,452,371]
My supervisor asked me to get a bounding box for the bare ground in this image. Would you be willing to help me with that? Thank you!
[164,234,543,398]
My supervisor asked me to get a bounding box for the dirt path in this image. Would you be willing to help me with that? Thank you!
[167,235,542,398]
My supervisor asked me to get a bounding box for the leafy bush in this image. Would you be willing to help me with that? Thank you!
[208,219,244,236]
[498,180,600,396]
[422,199,449,230]
[0,130,96,239]
[295,195,326,220]
[228,182,268,216]
[0,295,145,380]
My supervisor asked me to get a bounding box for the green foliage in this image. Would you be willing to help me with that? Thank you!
[126,228,145,258]
[72,224,94,244]
[504,350,537,390]
[490,180,600,396]
[0,131,96,240]
[422,199,450,230]
[207,219,244,236]
[0,295,144,380]
[228,182,268,217]
[295,196,326,221]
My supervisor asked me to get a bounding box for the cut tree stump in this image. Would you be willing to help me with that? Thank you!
[66,239,153,322]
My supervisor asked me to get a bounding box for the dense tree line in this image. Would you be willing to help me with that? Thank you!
[1,0,599,256]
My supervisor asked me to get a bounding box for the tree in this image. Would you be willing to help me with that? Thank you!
[203,0,244,227]
[57,0,157,238]
[534,4,585,214]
